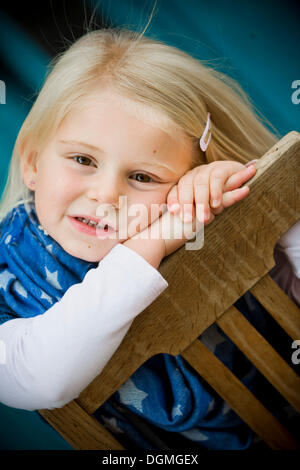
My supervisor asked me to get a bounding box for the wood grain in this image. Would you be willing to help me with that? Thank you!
[181,339,300,450]
[39,401,125,450]
[217,305,300,413]
[77,131,300,415]
[38,131,300,449]
[250,274,300,339]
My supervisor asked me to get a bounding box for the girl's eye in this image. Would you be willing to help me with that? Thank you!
[72,155,96,167]
[71,158,157,183]
[130,173,156,183]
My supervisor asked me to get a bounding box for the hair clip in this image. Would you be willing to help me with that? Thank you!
[199,112,212,152]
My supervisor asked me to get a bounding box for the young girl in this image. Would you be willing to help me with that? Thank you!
[0,27,298,451]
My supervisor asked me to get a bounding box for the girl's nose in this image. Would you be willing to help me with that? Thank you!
[86,176,124,210]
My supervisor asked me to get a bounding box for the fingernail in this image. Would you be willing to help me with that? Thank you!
[169,203,180,212]
[246,165,256,171]
[179,208,193,222]
[205,211,211,221]
[211,199,219,208]
[183,212,193,222]
[245,159,258,168]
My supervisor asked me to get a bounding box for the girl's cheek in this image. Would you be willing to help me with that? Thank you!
[142,191,169,225]
[123,191,162,234]
[56,170,84,200]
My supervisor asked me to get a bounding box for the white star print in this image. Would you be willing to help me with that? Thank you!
[46,244,53,254]
[45,267,62,290]
[0,270,15,291]
[38,225,49,236]
[101,416,125,434]
[201,325,226,353]
[5,235,11,244]
[40,290,53,304]
[13,281,28,298]
[207,398,215,414]
[180,428,209,441]
[172,404,183,418]
[222,402,232,415]
[117,378,148,412]
[38,225,49,235]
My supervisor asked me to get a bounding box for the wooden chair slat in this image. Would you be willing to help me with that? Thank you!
[38,401,124,450]
[250,274,300,339]
[216,305,300,413]
[181,339,300,450]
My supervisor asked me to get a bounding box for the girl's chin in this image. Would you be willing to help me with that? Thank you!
[63,239,125,263]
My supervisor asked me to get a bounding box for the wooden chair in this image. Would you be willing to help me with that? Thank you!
[38,131,300,450]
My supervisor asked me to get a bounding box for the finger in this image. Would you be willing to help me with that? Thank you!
[194,203,215,229]
[210,204,224,215]
[211,184,250,215]
[177,177,195,222]
[208,163,245,208]
[245,159,259,167]
[223,165,256,192]
[204,210,215,226]
[222,186,250,208]
[194,169,211,222]
[167,185,180,213]
[195,200,205,226]
[209,170,228,209]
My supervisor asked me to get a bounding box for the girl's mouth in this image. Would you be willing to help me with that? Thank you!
[68,216,117,238]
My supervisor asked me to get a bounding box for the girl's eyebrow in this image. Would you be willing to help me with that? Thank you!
[59,139,176,173]
[59,139,102,152]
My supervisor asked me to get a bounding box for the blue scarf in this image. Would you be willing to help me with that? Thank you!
[2,201,284,450]
[0,201,98,320]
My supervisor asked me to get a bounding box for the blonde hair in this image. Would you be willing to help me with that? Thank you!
[0,22,281,222]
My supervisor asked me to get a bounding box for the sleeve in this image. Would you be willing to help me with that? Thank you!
[0,243,168,411]
[269,219,300,307]
[276,219,300,278]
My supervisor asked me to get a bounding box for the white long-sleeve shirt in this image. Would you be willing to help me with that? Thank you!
[0,243,168,411]
[269,219,300,306]
[0,220,299,412]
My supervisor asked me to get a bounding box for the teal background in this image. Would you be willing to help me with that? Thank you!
[0,0,299,450]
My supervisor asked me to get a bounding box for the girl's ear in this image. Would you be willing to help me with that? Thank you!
[19,137,38,190]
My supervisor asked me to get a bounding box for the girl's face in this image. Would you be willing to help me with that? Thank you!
[22,90,194,262]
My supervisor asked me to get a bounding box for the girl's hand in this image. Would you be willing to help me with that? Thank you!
[167,160,257,225]
[129,160,258,261]
[130,205,199,259]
